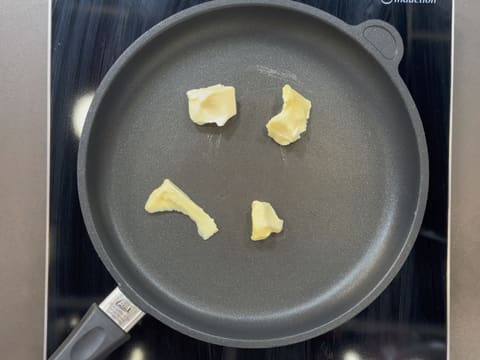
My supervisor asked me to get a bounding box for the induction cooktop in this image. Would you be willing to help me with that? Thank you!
[47,1,451,358]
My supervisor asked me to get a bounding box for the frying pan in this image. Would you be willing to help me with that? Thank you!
[50,0,428,358]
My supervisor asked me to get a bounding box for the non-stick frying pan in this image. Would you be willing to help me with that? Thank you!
[50,1,428,359]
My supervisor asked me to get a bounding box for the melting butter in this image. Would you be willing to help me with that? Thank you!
[266,84,311,146]
[145,179,218,240]
[251,200,284,241]
[186,84,237,126]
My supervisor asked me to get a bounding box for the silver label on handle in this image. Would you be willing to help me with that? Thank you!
[99,287,145,332]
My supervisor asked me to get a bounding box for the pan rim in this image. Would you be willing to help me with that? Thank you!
[77,0,429,348]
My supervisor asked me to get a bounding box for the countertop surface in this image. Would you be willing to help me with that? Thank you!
[0,1,478,359]
[0,1,48,359]
[449,1,480,359]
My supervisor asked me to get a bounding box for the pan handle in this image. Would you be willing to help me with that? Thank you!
[48,288,144,360]
[354,20,404,70]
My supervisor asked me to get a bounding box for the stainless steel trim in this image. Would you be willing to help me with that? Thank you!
[43,0,52,359]
[446,1,455,359]
[99,288,145,332]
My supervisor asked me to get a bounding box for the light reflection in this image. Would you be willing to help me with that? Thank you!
[129,346,145,360]
[72,92,94,138]
[344,350,362,360]
[68,314,80,328]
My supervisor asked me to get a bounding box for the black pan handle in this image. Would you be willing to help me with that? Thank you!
[48,304,129,360]
[49,288,144,360]
[354,20,404,70]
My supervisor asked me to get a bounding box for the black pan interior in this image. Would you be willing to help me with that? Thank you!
[79,2,427,347]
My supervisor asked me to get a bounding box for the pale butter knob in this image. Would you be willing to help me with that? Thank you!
[145,179,218,240]
[186,84,237,126]
[251,200,284,241]
[266,84,312,146]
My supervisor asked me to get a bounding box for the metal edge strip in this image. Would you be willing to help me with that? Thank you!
[43,0,52,357]
[446,0,455,358]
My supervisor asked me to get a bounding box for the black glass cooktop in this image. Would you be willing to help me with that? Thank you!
[48,1,451,358]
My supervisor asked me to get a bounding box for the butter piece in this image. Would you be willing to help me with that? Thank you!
[266,84,312,146]
[186,84,237,126]
[145,179,218,240]
[251,200,284,241]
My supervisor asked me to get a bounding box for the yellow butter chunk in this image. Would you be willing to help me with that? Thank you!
[186,84,237,126]
[145,179,218,240]
[266,84,312,146]
[251,200,284,241]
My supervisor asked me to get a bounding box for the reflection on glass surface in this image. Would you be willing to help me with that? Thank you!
[68,314,80,328]
[128,346,146,360]
[343,350,362,360]
[49,0,451,358]
[72,92,94,138]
